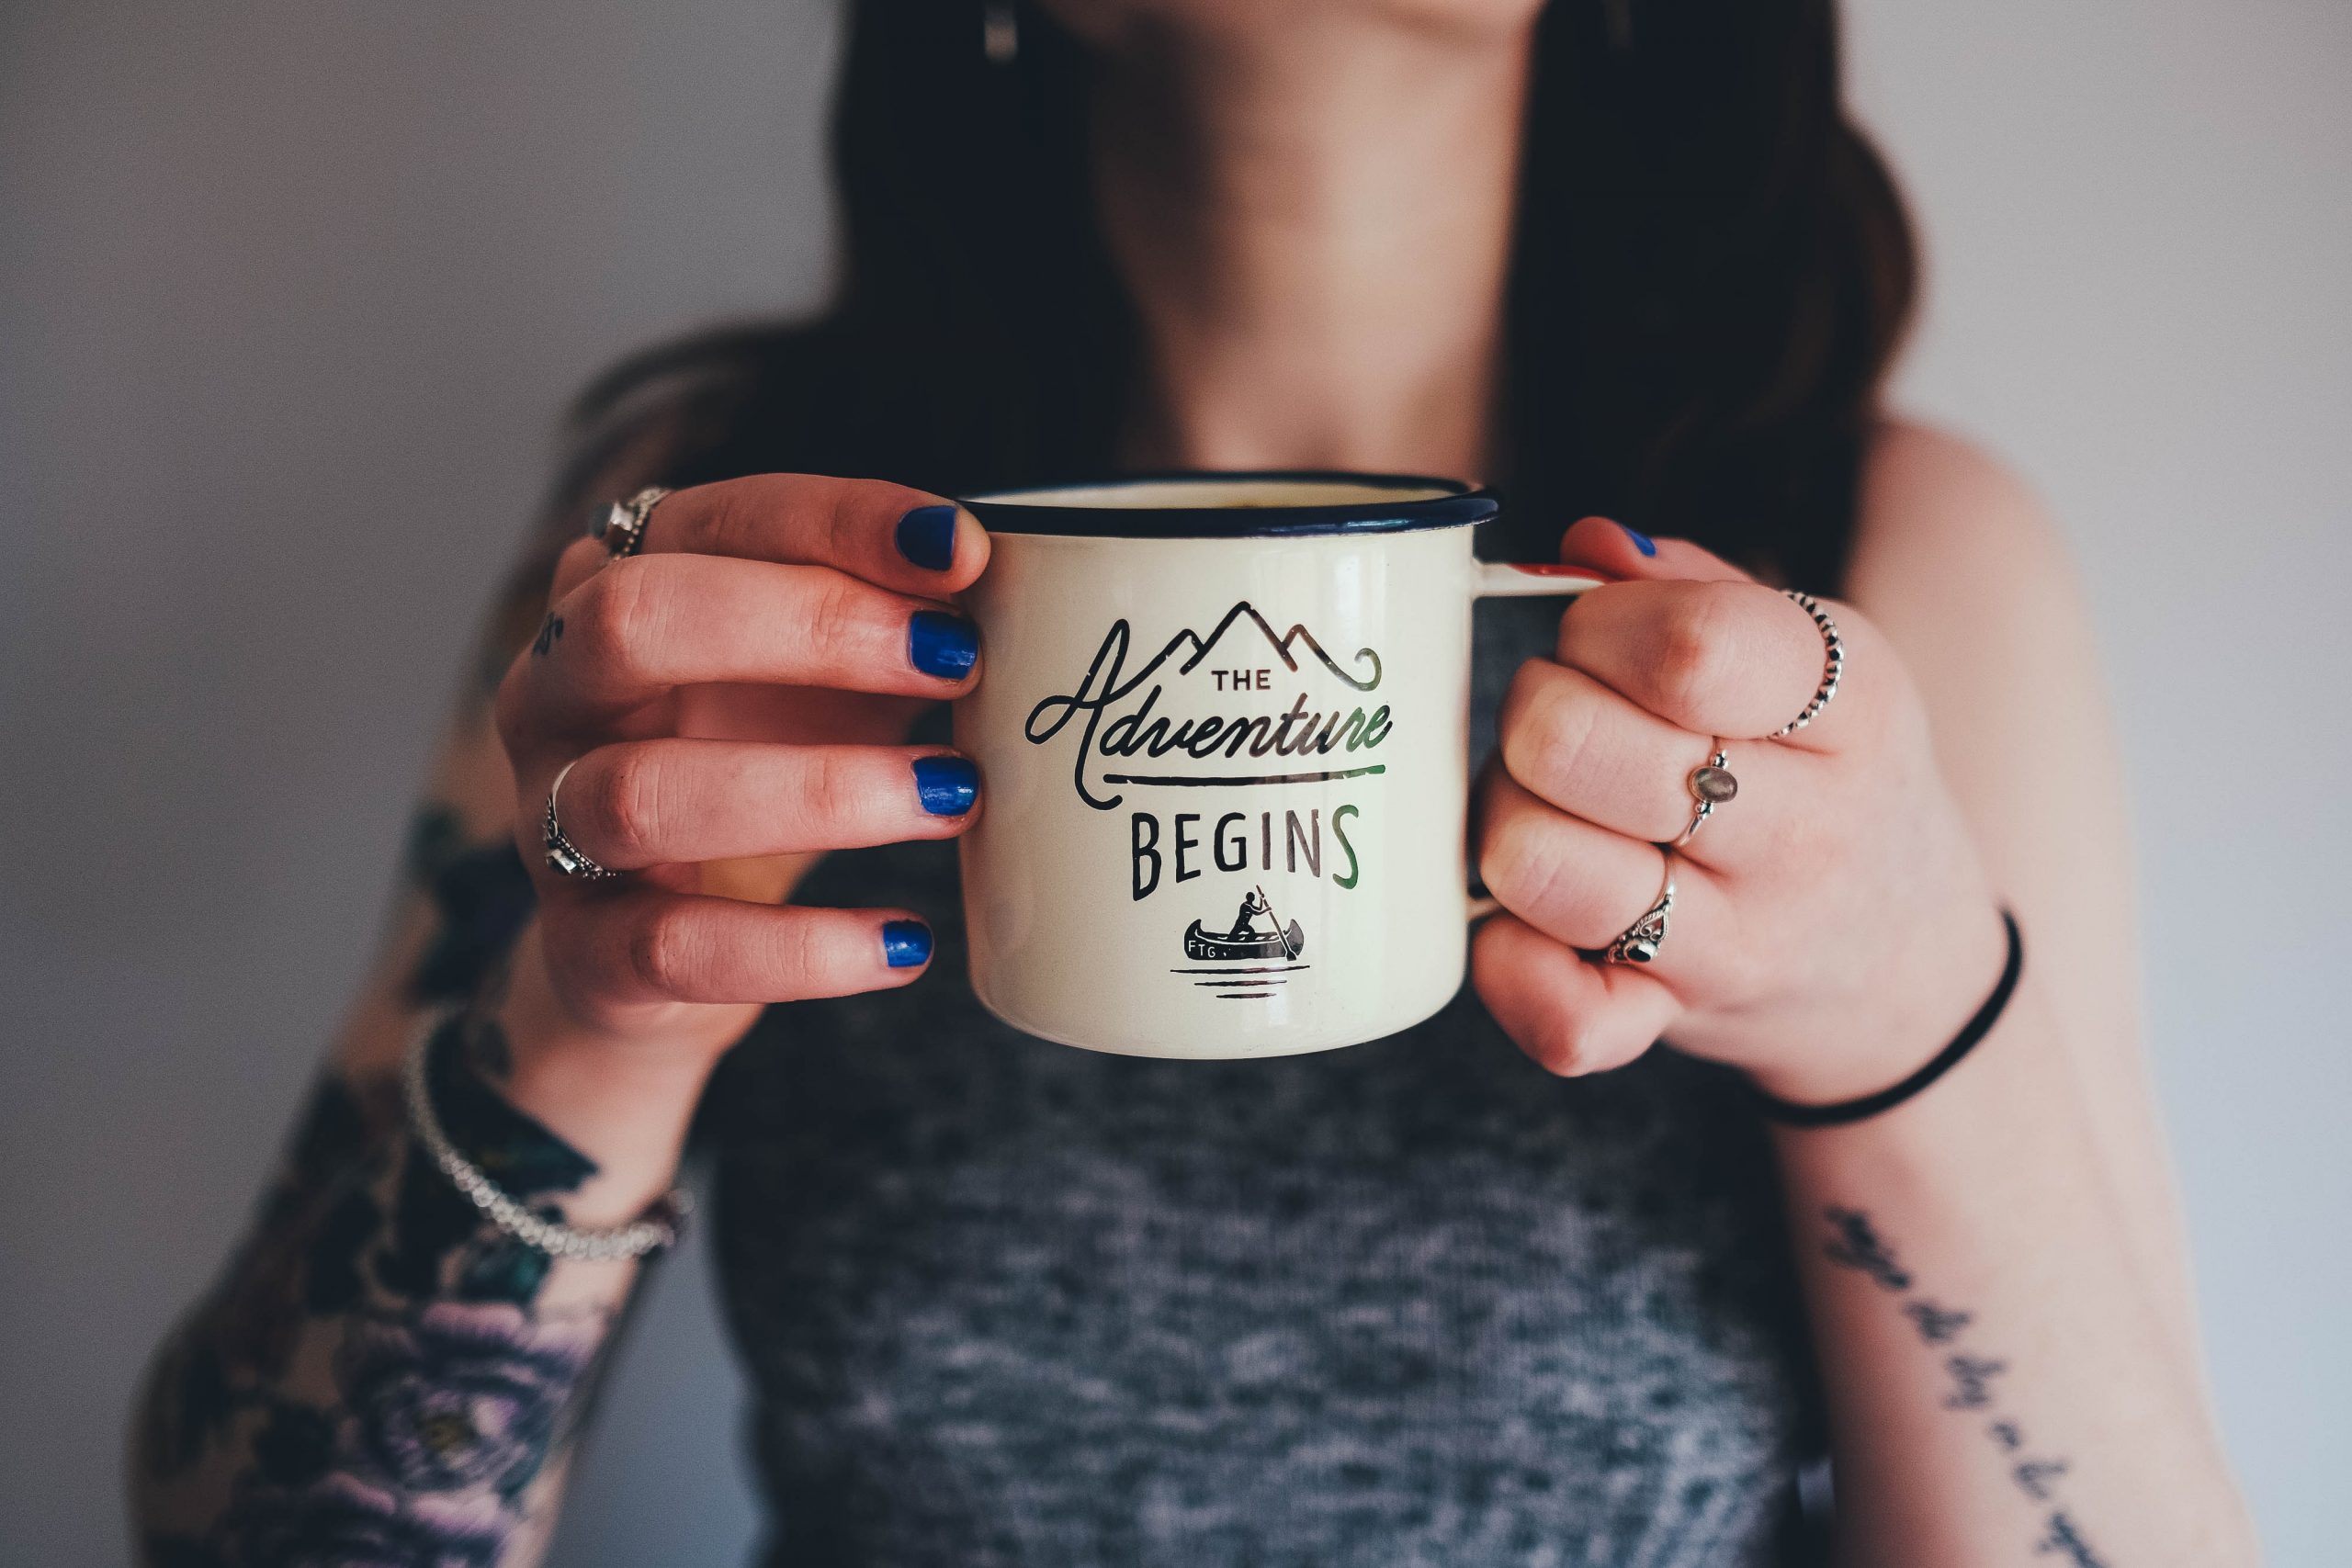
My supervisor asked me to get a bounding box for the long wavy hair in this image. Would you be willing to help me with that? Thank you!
[558,0,1917,587]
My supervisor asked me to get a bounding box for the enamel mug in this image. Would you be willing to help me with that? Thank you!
[954,473,1600,1060]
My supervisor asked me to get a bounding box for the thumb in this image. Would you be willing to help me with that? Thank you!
[1556,515,1753,585]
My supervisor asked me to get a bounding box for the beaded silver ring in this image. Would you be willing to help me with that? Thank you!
[1773,590,1845,739]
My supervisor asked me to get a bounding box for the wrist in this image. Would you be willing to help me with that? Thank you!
[1747,909,2022,1125]
[1742,900,2016,1110]
[481,928,731,1223]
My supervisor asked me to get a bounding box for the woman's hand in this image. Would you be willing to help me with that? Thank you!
[492,474,989,1065]
[1474,516,2010,1105]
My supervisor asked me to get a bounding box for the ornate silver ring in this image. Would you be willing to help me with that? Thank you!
[542,760,619,882]
[1772,590,1844,738]
[1605,851,1676,965]
[1672,742,1737,848]
[592,486,670,560]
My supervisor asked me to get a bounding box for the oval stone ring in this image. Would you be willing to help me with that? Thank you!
[1670,742,1737,848]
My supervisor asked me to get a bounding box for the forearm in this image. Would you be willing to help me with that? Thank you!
[1774,982,2254,1565]
[131,1003,666,1568]
[131,751,712,1563]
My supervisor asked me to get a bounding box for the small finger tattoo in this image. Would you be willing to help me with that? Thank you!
[532,613,564,656]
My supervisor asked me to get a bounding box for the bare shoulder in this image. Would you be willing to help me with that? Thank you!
[1847,417,2069,621]
[1844,417,2132,959]
[1842,418,2104,726]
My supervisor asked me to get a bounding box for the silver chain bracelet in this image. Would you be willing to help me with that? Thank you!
[401,1016,689,1263]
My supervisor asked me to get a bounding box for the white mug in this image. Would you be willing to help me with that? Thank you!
[955,474,1601,1060]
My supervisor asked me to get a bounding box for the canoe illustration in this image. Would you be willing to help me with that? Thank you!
[1183,919,1305,962]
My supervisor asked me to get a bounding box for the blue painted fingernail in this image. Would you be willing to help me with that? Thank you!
[909,610,978,680]
[882,919,933,968]
[1618,522,1657,557]
[895,504,959,571]
[911,755,978,816]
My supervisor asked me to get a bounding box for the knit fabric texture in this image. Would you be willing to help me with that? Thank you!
[704,596,1822,1565]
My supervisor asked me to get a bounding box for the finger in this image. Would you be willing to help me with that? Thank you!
[1555,515,1753,584]
[1476,766,1734,987]
[508,554,979,733]
[545,890,936,1008]
[1470,913,1680,1077]
[1497,657,1809,861]
[1557,578,1873,750]
[548,740,978,871]
[612,474,989,595]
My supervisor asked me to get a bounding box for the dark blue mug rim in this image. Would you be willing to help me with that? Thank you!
[958,469,1498,538]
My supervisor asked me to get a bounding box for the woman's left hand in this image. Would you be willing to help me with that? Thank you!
[1474,516,2012,1104]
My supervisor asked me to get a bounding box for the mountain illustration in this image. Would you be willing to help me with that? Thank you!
[1023,601,1395,809]
[1144,602,1381,693]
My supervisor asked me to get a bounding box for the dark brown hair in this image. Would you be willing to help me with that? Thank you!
[562,0,1917,587]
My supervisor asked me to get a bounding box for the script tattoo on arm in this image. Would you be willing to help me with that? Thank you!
[1903,1300,1973,1343]
[1817,1205,2111,1567]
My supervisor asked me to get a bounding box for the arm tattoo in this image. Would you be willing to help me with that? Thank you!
[403,805,535,1008]
[136,795,625,1564]
[2038,1511,2109,1566]
[1818,1205,2111,1564]
[1902,1300,1973,1344]
[137,1015,626,1566]
[1820,1204,1912,1291]
[1941,1354,2007,1411]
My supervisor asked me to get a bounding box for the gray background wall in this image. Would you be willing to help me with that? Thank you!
[2,2,2344,1562]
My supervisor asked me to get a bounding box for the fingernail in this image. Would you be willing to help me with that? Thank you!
[882,919,933,968]
[1617,522,1657,557]
[895,504,959,571]
[911,755,978,816]
[909,610,978,680]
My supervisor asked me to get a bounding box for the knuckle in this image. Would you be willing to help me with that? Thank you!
[820,479,866,565]
[700,479,763,558]
[1645,585,1744,717]
[1502,665,1598,798]
[1477,808,1564,919]
[590,749,667,862]
[1532,1013,1606,1077]
[627,902,702,998]
[571,559,664,680]
[800,748,869,835]
[1469,930,1589,1077]
[772,913,828,998]
[802,570,867,661]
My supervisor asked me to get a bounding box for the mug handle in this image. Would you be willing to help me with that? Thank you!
[1463,562,1613,921]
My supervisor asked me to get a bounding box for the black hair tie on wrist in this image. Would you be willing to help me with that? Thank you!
[1747,910,2023,1129]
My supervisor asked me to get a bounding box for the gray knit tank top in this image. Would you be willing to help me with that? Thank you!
[704,594,1822,1566]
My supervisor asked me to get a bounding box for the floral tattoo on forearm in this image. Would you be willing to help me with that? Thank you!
[135,786,630,1566]
[1818,1205,2110,1566]
[139,1014,620,1567]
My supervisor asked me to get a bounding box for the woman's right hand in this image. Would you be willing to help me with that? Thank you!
[492,475,989,1074]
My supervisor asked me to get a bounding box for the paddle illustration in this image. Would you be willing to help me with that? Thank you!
[1256,884,1300,960]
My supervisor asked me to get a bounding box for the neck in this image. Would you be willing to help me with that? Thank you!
[1090,15,1532,479]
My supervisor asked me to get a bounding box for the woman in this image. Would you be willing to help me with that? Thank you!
[133,1,2256,1563]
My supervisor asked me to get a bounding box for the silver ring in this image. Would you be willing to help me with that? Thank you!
[592,486,670,560]
[1671,742,1737,848]
[1605,850,1676,965]
[1772,590,1844,738]
[542,760,618,882]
